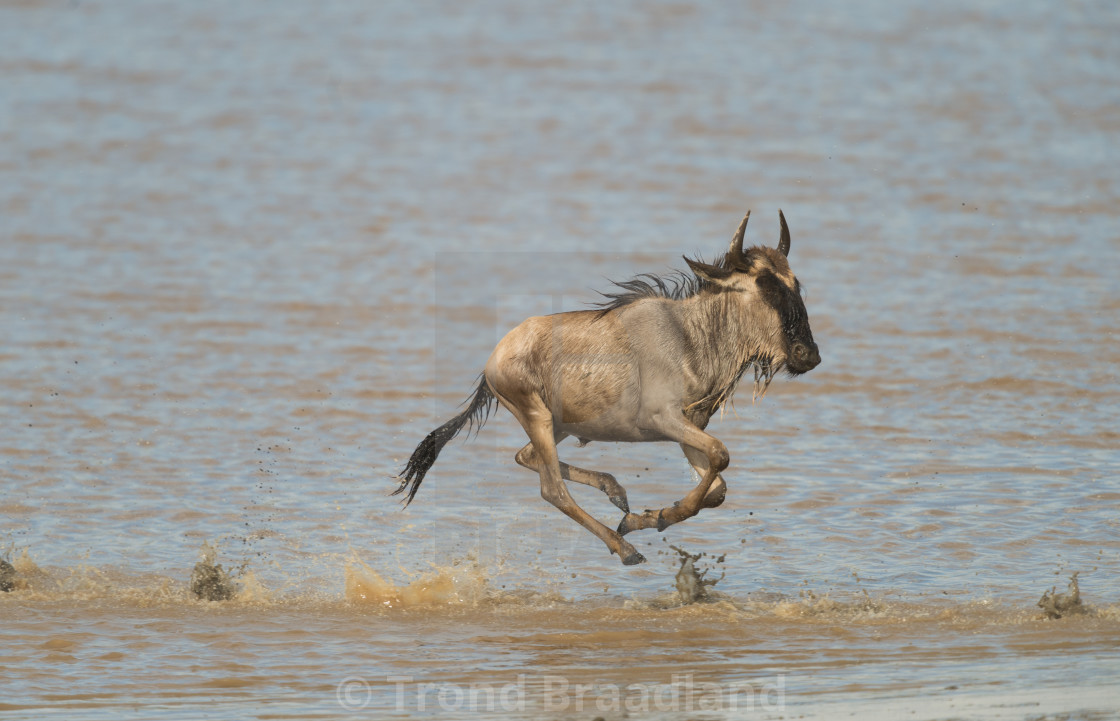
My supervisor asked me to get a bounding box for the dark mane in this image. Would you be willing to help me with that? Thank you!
[593,254,725,316]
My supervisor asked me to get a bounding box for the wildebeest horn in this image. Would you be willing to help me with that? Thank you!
[729,210,750,258]
[777,209,790,257]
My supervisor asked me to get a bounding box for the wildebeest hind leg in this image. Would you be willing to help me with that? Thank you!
[515,441,630,513]
[513,403,645,566]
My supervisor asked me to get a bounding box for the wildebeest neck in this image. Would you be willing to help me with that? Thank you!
[672,291,784,415]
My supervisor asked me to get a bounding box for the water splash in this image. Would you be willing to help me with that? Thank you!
[0,558,16,592]
[1038,572,1085,619]
[3,548,44,593]
[667,544,725,605]
[233,569,274,604]
[344,556,487,608]
[189,542,237,602]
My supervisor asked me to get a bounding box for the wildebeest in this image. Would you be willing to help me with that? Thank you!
[395,210,820,566]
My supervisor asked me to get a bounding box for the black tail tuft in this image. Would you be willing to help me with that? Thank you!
[392,374,496,506]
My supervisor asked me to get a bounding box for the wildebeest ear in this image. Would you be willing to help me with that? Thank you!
[683,256,734,283]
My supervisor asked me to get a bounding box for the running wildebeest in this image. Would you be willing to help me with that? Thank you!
[394,210,820,566]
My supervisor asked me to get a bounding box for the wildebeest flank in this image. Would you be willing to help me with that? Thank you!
[395,210,820,565]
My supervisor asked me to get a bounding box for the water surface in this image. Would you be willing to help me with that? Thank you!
[1,0,1118,718]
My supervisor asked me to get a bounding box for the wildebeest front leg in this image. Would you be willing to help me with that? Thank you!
[515,442,630,513]
[618,418,728,536]
[680,443,727,509]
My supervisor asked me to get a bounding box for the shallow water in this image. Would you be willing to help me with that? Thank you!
[2,0,1119,718]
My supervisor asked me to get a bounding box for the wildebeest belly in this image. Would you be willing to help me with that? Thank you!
[555,415,669,443]
[548,362,668,442]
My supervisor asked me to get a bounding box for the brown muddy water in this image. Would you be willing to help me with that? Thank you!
[2,1,1119,719]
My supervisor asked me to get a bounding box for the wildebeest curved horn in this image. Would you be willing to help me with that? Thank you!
[728,210,750,258]
[777,209,790,257]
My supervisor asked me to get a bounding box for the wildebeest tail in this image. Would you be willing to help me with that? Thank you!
[392,374,496,506]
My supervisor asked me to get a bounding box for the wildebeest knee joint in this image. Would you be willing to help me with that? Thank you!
[711,444,730,472]
[515,447,536,467]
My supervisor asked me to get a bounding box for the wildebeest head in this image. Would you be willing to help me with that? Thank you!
[683,211,821,375]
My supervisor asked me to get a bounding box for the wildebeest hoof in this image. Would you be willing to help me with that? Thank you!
[609,494,630,514]
[617,513,638,536]
[656,509,669,532]
[621,549,646,566]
